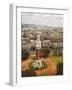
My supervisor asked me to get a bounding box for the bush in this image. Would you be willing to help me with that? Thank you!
[22,49,30,61]
[58,51,63,56]
[53,49,63,56]
[56,63,63,75]
[21,70,37,77]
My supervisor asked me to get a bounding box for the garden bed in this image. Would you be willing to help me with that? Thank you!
[29,61,48,71]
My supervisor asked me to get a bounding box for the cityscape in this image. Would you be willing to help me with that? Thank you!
[21,13,63,77]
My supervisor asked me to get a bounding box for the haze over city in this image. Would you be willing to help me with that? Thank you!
[22,13,63,27]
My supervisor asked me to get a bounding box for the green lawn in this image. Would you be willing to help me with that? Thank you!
[49,56,63,65]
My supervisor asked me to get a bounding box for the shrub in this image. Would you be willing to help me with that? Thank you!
[58,51,63,56]
[56,63,63,75]
[22,49,30,61]
[52,49,63,56]
[21,70,37,77]
[41,48,50,58]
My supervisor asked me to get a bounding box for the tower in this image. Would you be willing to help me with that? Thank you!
[36,31,41,60]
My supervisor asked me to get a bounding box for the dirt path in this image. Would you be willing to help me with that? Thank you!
[21,57,32,71]
[35,58,57,75]
[21,57,57,76]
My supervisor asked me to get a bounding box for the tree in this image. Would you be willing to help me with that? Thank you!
[41,48,50,58]
[22,49,30,61]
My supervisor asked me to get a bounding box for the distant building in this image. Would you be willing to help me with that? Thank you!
[21,28,63,56]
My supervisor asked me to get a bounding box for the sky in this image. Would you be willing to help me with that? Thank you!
[22,13,63,27]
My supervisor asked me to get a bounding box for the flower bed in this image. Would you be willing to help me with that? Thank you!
[29,61,47,71]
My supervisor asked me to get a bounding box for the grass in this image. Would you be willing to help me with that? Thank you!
[49,56,63,65]
[38,73,48,76]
